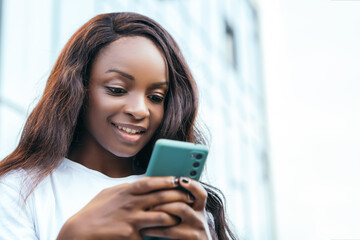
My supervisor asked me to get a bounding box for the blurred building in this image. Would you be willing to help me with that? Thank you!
[0,0,275,239]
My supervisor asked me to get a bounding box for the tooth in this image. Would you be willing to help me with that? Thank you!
[116,126,140,134]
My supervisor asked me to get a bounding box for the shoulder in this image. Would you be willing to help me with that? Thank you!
[0,169,39,238]
[0,158,73,193]
[0,168,29,197]
[0,158,68,200]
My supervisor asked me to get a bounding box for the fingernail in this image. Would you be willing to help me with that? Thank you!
[181,177,190,184]
[173,177,180,186]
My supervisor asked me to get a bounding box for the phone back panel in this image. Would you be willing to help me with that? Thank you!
[145,139,208,180]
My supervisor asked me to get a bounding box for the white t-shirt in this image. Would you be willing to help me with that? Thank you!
[0,158,144,239]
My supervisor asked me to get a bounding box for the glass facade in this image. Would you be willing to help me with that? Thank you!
[0,0,275,239]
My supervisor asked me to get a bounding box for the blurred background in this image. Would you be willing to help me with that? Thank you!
[0,0,359,240]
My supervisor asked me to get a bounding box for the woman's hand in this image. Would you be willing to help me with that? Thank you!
[57,176,193,240]
[142,177,213,240]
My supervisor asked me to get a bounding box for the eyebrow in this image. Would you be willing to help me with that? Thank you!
[151,82,169,88]
[106,69,135,80]
[105,68,168,88]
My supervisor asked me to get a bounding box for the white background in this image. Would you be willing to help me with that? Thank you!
[258,0,360,239]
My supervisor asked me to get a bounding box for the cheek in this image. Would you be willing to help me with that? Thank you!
[85,105,104,135]
[86,95,113,129]
[88,91,117,115]
[152,105,165,129]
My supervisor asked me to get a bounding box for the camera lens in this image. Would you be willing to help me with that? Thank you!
[190,170,197,176]
[193,162,200,167]
[195,154,203,160]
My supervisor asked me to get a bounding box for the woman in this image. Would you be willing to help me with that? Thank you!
[0,12,236,239]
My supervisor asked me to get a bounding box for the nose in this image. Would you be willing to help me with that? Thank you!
[123,93,150,120]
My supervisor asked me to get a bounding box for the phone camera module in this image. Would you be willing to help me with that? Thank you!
[195,153,203,160]
[193,162,200,167]
[190,170,197,176]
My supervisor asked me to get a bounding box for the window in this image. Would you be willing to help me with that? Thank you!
[225,20,237,70]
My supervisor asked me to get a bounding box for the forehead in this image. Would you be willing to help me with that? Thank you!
[91,36,168,81]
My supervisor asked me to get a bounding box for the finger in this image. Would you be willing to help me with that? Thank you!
[151,202,198,222]
[178,177,208,211]
[135,211,180,229]
[142,225,201,240]
[125,176,179,194]
[143,189,194,209]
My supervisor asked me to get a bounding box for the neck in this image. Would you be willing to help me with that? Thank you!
[68,136,134,178]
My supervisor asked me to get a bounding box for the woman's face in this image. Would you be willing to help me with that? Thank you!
[84,36,168,158]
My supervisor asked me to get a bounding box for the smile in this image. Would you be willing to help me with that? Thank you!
[117,126,142,135]
[111,122,146,135]
[111,122,146,144]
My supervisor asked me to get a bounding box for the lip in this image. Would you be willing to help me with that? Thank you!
[111,122,147,132]
[111,122,147,144]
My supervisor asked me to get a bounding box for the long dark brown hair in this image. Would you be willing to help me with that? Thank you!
[0,12,236,239]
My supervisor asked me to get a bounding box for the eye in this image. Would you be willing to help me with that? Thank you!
[148,94,165,104]
[106,87,126,95]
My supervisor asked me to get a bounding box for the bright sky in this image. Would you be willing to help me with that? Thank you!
[258,0,360,239]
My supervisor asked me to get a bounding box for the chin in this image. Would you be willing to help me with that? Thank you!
[112,148,140,158]
[113,152,135,158]
[109,141,150,159]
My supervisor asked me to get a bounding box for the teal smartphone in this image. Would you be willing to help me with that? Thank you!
[145,139,209,180]
[144,139,208,240]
